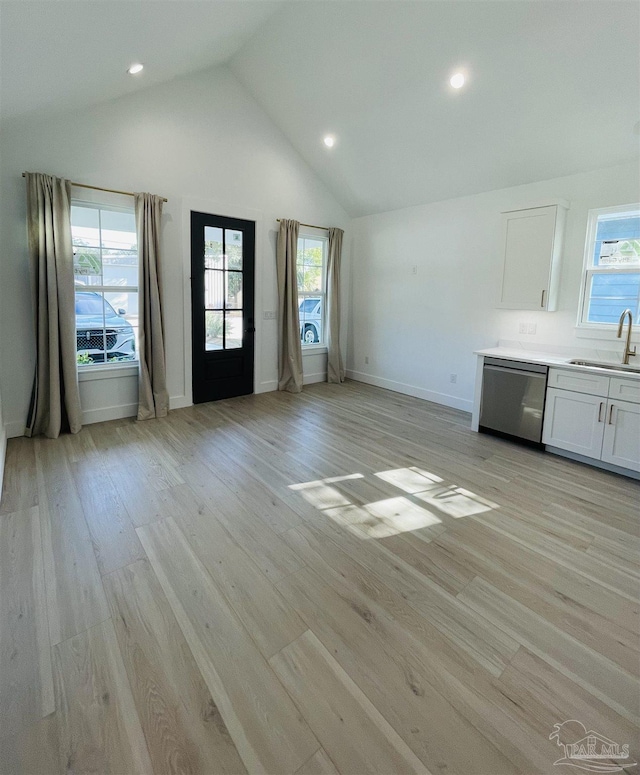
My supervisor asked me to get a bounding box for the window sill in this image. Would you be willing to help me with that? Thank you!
[302,345,328,356]
[78,363,139,382]
[575,325,639,342]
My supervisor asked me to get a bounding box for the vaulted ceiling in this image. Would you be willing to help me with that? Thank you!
[0,1,283,121]
[2,1,638,217]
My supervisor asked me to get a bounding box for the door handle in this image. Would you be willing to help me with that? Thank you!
[540,289,546,308]
[244,327,256,333]
[608,404,615,425]
[598,402,604,422]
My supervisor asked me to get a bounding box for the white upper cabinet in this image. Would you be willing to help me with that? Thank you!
[498,203,567,311]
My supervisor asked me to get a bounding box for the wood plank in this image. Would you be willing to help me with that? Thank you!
[0,507,54,734]
[2,381,639,775]
[436,521,639,635]
[116,422,185,489]
[103,559,246,774]
[378,531,474,595]
[36,445,110,646]
[177,456,306,582]
[52,619,152,774]
[270,630,430,775]
[433,525,640,676]
[474,510,639,601]
[0,711,61,775]
[276,564,522,774]
[297,513,520,677]
[98,453,176,527]
[498,647,640,771]
[137,517,319,774]
[176,501,307,659]
[295,749,339,775]
[70,460,145,575]
[458,576,640,724]
[0,438,38,515]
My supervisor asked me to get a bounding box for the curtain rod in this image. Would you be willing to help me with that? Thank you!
[22,173,168,203]
[277,218,329,231]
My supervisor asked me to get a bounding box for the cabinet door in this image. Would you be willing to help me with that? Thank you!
[499,205,558,310]
[601,400,640,472]
[542,388,605,457]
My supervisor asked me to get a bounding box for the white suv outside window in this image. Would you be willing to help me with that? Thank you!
[297,233,327,346]
[299,297,322,344]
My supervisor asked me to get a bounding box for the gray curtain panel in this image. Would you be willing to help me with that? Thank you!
[327,227,345,384]
[135,193,169,420]
[25,172,82,438]
[277,219,303,392]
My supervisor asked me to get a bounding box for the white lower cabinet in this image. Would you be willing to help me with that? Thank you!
[544,369,640,474]
[543,388,605,457]
[601,400,640,473]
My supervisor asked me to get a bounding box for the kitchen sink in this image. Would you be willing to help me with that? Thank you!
[569,359,640,374]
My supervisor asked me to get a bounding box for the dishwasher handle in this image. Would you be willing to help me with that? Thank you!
[483,364,548,379]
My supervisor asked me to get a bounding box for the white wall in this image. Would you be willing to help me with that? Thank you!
[348,163,639,412]
[0,66,350,436]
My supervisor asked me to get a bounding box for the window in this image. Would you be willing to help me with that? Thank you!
[203,225,244,350]
[580,204,640,328]
[71,203,138,365]
[297,235,327,346]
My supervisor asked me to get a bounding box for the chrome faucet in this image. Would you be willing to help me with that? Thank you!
[617,309,637,365]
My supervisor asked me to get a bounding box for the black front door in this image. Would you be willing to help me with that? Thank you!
[191,211,255,403]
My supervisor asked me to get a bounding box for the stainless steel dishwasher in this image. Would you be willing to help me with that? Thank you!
[479,357,548,444]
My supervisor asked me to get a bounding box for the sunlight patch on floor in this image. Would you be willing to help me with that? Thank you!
[325,498,442,539]
[377,468,498,518]
[414,486,498,518]
[288,466,497,539]
[375,467,443,493]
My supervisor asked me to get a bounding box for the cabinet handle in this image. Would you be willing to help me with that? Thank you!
[540,289,546,308]
[608,404,615,425]
[598,402,604,422]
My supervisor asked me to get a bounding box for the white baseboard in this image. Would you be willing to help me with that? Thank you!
[169,395,192,410]
[82,402,138,425]
[257,375,326,392]
[346,370,473,412]
[257,380,278,394]
[304,372,327,386]
[6,420,25,439]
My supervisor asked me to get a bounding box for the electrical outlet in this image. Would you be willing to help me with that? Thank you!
[518,323,528,334]
[365,356,370,365]
[450,373,457,384]
[527,323,537,334]
[412,265,418,275]
[263,311,276,320]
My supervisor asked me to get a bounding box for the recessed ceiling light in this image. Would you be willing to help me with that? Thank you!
[450,72,465,89]
[323,135,335,148]
[128,63,144,75]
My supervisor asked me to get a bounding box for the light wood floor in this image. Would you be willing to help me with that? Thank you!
[1,380,638,775]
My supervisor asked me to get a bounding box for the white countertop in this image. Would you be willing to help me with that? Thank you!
[474,347,640,380]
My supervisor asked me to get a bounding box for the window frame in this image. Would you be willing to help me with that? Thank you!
[297,231,328,350]
[71,198,140,372]
[577,203,640,332]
